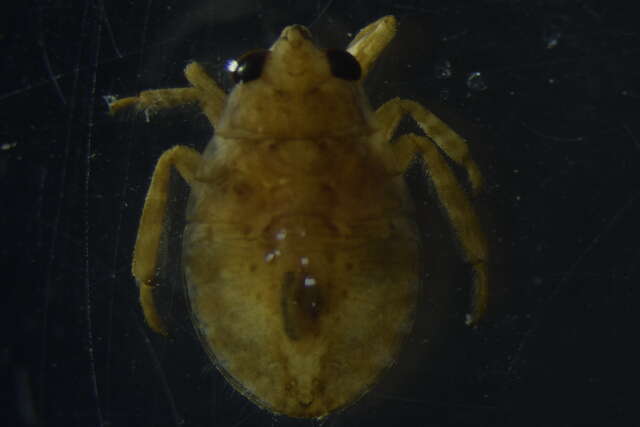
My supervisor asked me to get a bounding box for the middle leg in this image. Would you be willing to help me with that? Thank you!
[109,62,226,127]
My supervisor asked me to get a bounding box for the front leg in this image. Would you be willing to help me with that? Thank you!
[109,62,226,127]
[374,100,488,324]
[133,146,202,334]
[347,15,397,79]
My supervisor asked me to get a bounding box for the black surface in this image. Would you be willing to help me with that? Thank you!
[5,1,639,426]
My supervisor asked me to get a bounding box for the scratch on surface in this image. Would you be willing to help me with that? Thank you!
[83,2,105,426]
[308,0,334,29]
[0,77,65,102]
[520,120,585,142]
[38,38,67,105]
[507,191,639,378]
[97,0,123,58]
[37,0,88,417]
[622,123,640,151]
[1,36,181,103]
[138,324,182,426]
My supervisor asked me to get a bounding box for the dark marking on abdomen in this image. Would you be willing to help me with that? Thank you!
[281,270,324,341]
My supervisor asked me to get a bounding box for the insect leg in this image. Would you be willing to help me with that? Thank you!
[391,133,488,324]
[374,98,483,194]
[183,62,226,126]
[109,62,226,127]
[132,146,202,335]
[109,87,200,116]
[347,15,397,79]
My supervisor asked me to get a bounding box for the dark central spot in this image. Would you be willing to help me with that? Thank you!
[280,271,324,341]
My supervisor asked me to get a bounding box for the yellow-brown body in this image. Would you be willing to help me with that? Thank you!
[184,130,420,416]
[110,15,488,420]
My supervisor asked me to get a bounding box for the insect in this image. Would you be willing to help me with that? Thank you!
[110,15,488,419]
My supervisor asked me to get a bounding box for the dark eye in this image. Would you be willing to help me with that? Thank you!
[326,49,361,81]
[228,50,269,84]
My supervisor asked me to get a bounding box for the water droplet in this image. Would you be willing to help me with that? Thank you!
[466,71,487,92]
[544,30,561,49]
[434,59,452,79]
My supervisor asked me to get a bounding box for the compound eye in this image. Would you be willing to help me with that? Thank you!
[228,50,269,84]
[325,49,361,81]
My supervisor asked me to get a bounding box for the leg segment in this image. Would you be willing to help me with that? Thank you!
[132,146,202,334]
[109,62,226,127]
[393,134,488,324]
[347,15,397,79]
[374,98,488,323]
[375,98,483,194]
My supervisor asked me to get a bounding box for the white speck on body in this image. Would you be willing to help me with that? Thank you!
[304,277,316,287]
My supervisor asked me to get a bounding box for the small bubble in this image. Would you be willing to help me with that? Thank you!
[304,277,317,287]
[264,252,275,262]
[276,229,287,240]
[545,33,560,49]
[465,314,472,325]
[300,257,309,266]
[434,59,452,79]
[466,72,487,92]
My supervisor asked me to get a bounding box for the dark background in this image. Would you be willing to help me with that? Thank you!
[5,1,639,426]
